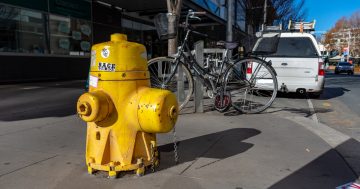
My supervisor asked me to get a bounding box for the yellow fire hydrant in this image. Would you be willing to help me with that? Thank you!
[76,33,178,178]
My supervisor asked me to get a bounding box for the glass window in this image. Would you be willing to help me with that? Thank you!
[49,14,92,56]
[0,4,47,54]
[271,37,318,57]
[121,18,155,43]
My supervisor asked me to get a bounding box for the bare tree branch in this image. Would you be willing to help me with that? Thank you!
[240,0,307,34]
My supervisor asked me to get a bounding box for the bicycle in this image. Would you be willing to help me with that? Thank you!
[149,10,278,113]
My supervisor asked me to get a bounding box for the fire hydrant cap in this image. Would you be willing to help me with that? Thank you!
[77,91,113,123]
[111,33,127,42]
[137,88,178,133]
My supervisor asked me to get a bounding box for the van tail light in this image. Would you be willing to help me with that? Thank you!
[318,61,325,76]
[247,62,253,74]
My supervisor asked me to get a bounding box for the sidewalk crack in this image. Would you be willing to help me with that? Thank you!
[0,155,58,178]
[179,134,225,175]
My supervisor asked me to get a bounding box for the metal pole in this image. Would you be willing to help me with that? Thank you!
[262,0,267,31]
[226,0,233,42]
[348,30,350,62]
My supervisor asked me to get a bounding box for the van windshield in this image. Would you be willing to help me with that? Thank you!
[259,37,318,57]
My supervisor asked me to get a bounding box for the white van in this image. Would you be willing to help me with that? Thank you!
[253,32,325,97]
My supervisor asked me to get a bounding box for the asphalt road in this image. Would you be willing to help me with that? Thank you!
[0,80,85,121]
[265,71,360,142]
[312,72,360,141]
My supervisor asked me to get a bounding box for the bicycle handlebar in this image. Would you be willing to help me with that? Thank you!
[185,10,206,28]
[192,11,206,15]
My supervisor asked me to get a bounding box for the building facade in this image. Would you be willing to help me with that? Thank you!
[0,0,247,82]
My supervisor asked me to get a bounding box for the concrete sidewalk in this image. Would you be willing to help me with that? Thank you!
[0,110,357,189]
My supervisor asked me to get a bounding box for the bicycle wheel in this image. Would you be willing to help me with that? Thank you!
[148,57,194,111]
[223,58,277,114]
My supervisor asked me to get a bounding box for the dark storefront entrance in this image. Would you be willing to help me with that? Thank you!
[0,0,245,82]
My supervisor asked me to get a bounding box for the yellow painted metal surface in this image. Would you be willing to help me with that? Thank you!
[77,33,178,177]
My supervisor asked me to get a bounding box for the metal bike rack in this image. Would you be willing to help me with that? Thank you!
[180,41,226,113]
[194,42,227,113]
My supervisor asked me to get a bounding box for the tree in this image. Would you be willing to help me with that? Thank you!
[324,11,360,56]
[166,0,182,56]
[272,0,306,24]
[239,0,307,34]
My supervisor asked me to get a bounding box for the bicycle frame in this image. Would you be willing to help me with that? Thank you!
[164,28,231,93]
[150,10,278,113]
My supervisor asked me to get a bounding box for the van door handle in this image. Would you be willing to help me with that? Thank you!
[281,63,288,66]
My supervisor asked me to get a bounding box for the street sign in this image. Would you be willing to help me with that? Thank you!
[336,182,360,189]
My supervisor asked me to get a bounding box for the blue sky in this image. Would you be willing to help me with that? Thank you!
[304,0,360,33]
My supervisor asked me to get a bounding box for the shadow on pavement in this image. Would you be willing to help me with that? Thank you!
[267,107,333,117]
[223,107,332,117]
[276,87,351,100]
[319,87,351,100]
[269,138,360,189]
[276,92,308,99]
[335,138,360,176]
[157,128,260,172]
[326,72,360,78]
[223,109,242,116]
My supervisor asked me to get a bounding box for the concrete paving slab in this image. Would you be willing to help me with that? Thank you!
[0,116,85,155]
[0,147,57,177]
[0,111,356,189]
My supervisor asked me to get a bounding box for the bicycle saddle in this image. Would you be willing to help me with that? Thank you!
[216,41,238,50]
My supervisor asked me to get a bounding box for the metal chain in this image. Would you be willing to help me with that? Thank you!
[150,143,155,173]
[172,127,179,164]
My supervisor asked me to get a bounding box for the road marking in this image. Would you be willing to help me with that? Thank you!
[323,102,331,107]
[306,97,319,123]
[21,87,42,90]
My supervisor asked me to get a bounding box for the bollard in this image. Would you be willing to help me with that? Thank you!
[194,40,204,113]
[77,33,178,178]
